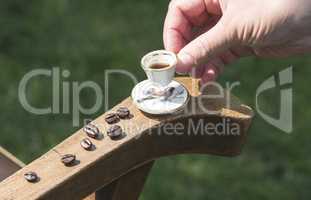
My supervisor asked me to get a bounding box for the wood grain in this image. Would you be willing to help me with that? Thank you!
[0,77,254,200]
[95,161,154,200]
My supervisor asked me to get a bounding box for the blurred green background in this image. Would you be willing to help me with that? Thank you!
[1,0,311,199]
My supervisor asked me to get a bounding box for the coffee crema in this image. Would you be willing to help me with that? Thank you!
[149,63,170,69]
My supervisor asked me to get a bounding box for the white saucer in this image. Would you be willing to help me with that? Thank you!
[131,80,189,115]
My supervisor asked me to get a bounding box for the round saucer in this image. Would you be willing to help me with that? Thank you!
[131,80,188,115]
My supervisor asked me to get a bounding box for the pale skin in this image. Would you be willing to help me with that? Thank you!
[163,0,311,83]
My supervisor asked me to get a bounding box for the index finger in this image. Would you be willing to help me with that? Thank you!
[163,0,209,53]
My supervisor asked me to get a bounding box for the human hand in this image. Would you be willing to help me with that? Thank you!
[164,0,311,83]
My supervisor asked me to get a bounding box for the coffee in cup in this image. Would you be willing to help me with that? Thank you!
[141,50,177,88]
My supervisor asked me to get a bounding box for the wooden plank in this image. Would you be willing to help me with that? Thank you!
[0,146,25,182]
[0,77,254,200]
[95,161,154,200]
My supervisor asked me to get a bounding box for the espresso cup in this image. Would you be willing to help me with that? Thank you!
[141,50,177,88]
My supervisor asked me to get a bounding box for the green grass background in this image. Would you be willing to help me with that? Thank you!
[1,0,311,199]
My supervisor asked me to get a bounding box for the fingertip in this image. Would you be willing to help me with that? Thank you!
[176,65,191,75]
[177,51,195,66]
[175,51,195,74]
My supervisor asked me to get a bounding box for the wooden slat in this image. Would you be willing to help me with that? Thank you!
[0,77,254,200]
[0,146,25,182]
[95,161,154,200]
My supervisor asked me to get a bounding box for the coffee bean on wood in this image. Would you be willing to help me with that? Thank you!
[80,138,93,150]
[107,125,123,139]
[105,113,119,124]
[116,107,130,119]
[83,123,100,139]
[24,172,39,183]
[61,154,76,166]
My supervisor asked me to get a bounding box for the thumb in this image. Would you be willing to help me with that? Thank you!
[176,19,233,74]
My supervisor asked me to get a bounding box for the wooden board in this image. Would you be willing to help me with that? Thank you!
[95,161,154,200]
[0,146,25,182]
[0,77,254,200]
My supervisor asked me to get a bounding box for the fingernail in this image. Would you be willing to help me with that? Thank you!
[201,68,217,83]
[207,69,216,76]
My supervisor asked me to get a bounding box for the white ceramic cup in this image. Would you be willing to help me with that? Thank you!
[141,50,177,88]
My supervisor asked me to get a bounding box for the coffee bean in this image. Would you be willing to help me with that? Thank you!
[80,138,93,150]
[83,123,100,139]
[116,107,130,119]
[61,154,76,166]
[107,125,123,139]
[24,172,39,183]
[105,113,119,124]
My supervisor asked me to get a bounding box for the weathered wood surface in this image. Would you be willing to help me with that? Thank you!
[0,77,253,200]
[0,146,25,182]
[95,161,154,200]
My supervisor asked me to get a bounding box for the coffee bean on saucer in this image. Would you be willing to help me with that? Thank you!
[105,113,119,124]
[24,172,39,183]
[116,107,130,119]
[107,125,123,139]
[80,138,93,150]
[83,123,100,139]
[61,154,76,166]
